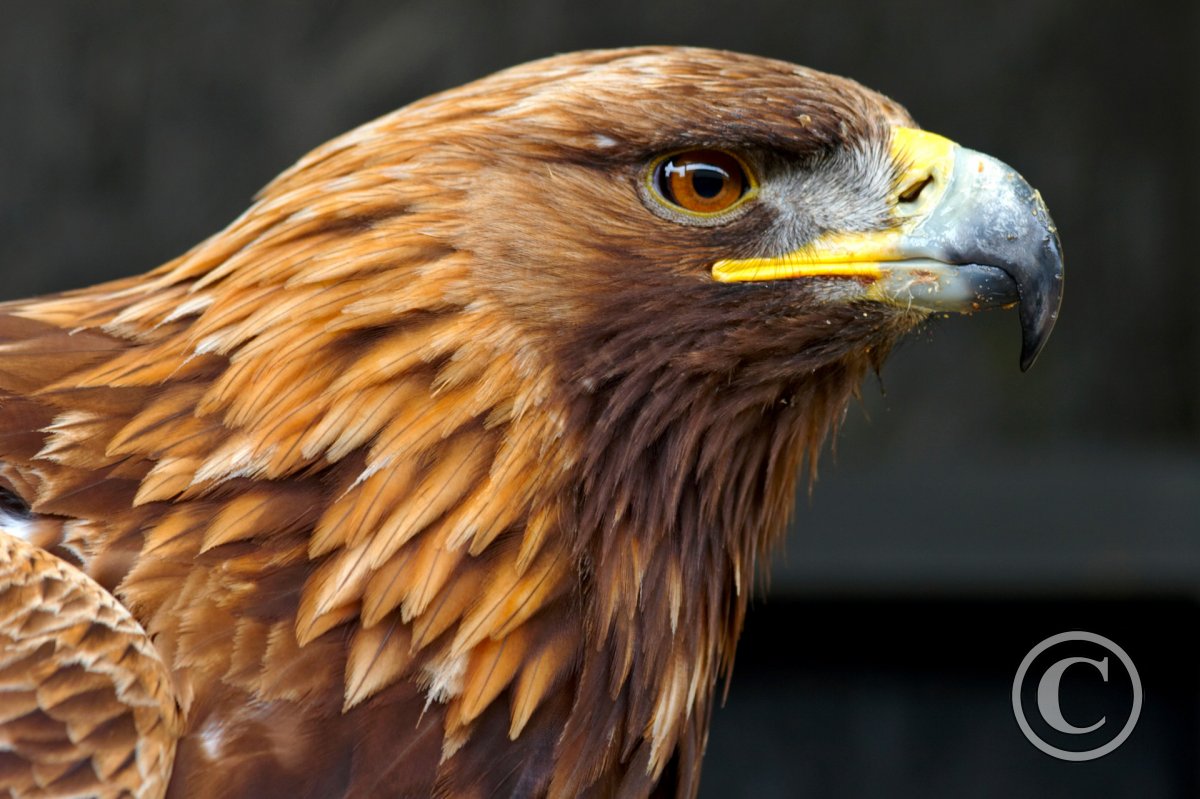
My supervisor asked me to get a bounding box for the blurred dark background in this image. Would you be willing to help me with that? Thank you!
[1,2,1197,796]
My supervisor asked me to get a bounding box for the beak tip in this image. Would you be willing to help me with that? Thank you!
[1012,211,1064,373]
[1019,346,1039,373]
[1016,270,1063,373]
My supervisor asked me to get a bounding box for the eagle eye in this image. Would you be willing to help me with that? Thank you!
[650,150,752,216]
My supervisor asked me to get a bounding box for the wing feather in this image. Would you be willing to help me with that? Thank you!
[0,533,180,799]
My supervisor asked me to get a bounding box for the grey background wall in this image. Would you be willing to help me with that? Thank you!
[1,3,1196,796]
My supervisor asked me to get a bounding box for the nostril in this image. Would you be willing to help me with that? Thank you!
[898,174,933,204]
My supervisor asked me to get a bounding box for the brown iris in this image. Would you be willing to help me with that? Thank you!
[653,150,748,214]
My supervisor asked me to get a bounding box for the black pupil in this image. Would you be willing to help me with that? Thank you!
[689,166,727,198]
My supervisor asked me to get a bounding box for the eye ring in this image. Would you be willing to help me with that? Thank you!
[646,149,756,219]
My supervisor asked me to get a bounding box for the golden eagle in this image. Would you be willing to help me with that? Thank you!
[0,47,1061,798]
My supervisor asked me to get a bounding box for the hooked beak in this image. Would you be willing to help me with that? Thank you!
[712,128,1064,370]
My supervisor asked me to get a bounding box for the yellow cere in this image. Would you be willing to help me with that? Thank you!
[711,127,959,284]
[888,127,957,209]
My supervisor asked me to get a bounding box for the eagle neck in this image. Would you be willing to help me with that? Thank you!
[552,342,871,795]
